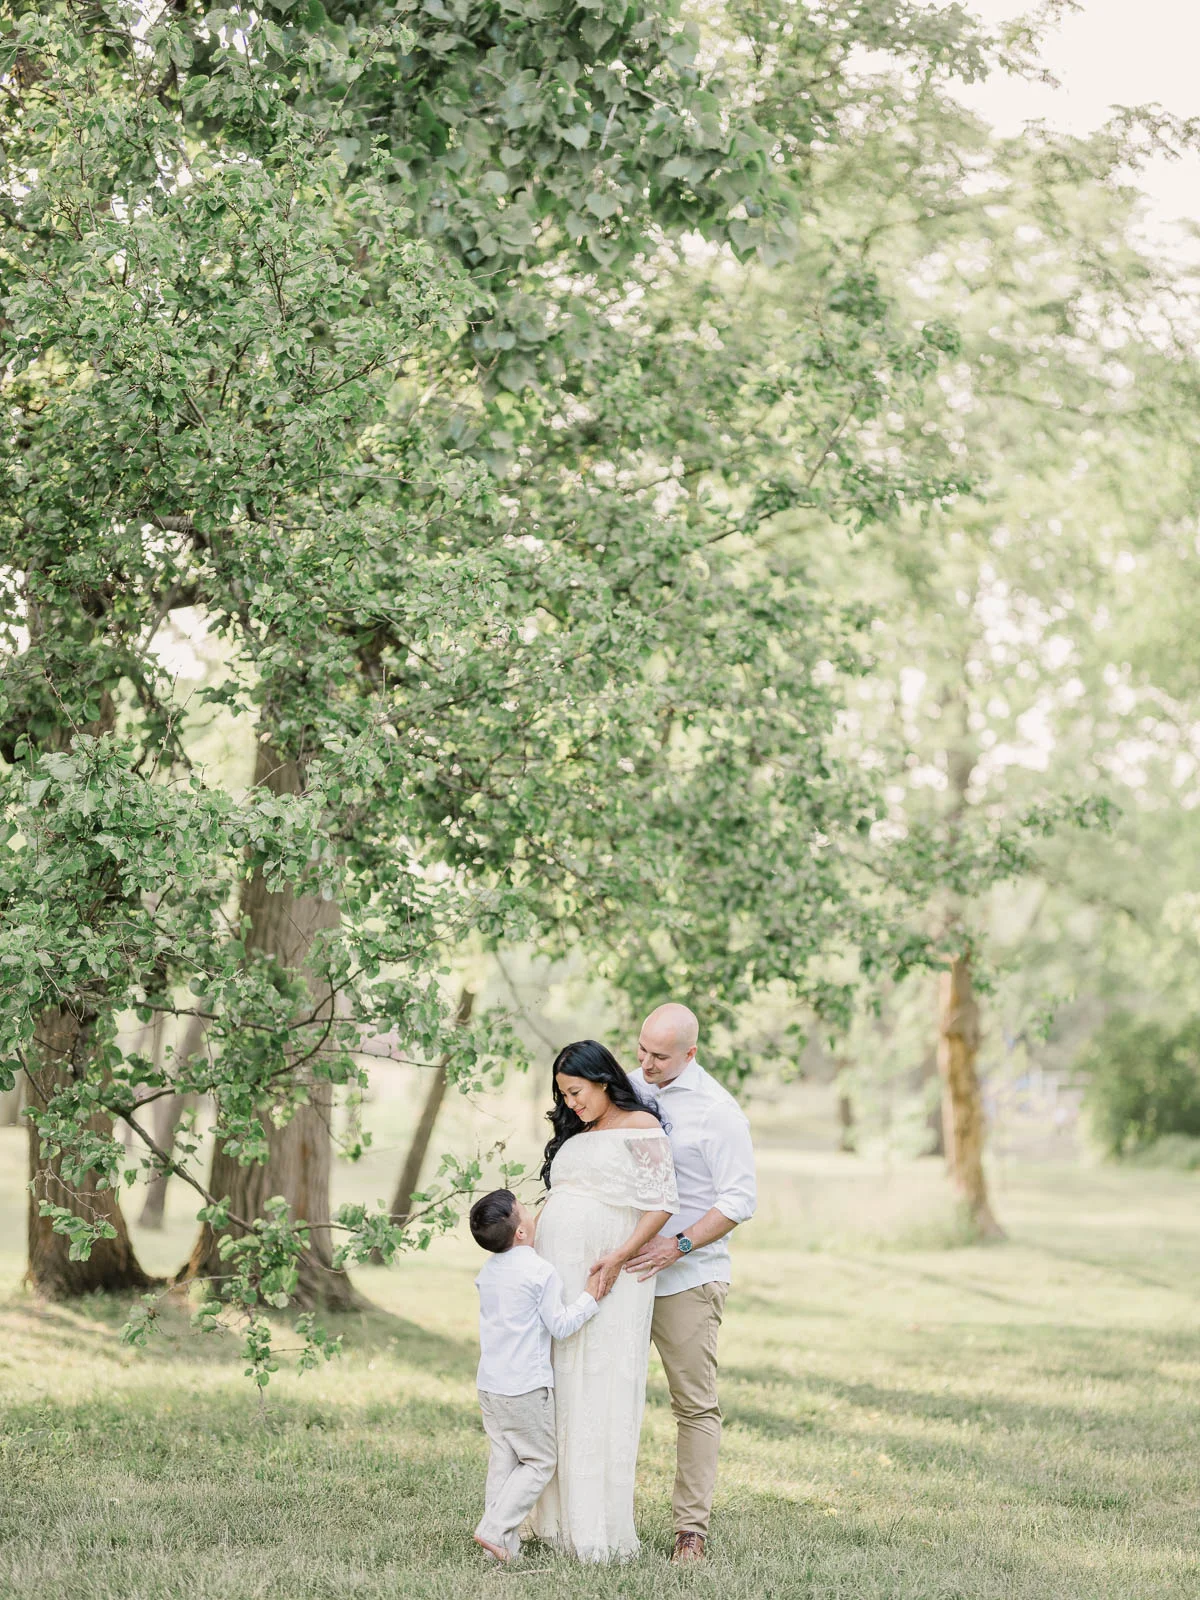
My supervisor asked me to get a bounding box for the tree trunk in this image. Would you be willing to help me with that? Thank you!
[921,1048,945,1157]
[184,1078,352,1306]
[121,1015,165,1155]
[932,673,1000,1233]
[936,956,1004,1238]
[137,1090,196,1229]
[23,687,153,1296]
[833,1055,856,1153]
[26,1009,156,1298]
[138,1014,206,1230]
[181,740,359,1311]
[1,1081,21,1126]
[387,988,475,1223]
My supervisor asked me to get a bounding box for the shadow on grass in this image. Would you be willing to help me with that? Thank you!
[1,1380,481,1453]
[722,1402,817,1440]
[831,1252,1040,1309]
[732,1290,834,1320]
[1022,1236,1195,1295]
[0,1287,478,1382]
[726,1335,1200,1438]
[716,1332,1200,1523]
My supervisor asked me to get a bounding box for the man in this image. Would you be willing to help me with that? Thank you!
[626,1002,757,1566]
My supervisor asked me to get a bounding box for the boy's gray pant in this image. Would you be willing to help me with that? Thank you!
[475,1386,557,1553]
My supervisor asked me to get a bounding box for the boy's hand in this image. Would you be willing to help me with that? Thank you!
[585,1266,610,1301]
[586,1249,624,1299]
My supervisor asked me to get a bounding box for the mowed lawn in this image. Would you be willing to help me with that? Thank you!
[1,1132,1199,1600]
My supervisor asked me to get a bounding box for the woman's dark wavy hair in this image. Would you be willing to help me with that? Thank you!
[540,1039,664,1188]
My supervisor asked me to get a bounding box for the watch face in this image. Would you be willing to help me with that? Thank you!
[677,1235,693,1254]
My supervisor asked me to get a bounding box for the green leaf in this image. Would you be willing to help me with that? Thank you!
[585,192,620,220]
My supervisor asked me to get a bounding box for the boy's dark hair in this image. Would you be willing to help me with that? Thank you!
[470,1188,520,1253]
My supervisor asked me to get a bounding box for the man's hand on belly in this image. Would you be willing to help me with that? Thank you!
[626,1207,740,1279]
[624,1235,682,1281]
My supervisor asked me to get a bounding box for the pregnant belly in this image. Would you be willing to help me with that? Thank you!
[537,1192,637,1297]
[544,1196,662,1369]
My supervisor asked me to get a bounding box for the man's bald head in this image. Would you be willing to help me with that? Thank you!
[645,1003,698,1051]
[637,1003,699,1087]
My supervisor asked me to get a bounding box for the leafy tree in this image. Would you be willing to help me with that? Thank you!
[769,87,1200,1225]
[3,0,1133,1361]
[0,0,966,1355]
[161,0,795,1288]
[1081,1014,1200,1158]
[1,3,499,1317]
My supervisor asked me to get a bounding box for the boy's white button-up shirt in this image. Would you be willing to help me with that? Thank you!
[628,1059,757,1298]
[475,1245,597,1395]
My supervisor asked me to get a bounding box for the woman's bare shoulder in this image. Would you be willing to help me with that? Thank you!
[619,1110,662,1130]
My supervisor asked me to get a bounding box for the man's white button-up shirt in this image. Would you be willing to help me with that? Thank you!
[475,1245,597,1395]
[628,1059,757,1298]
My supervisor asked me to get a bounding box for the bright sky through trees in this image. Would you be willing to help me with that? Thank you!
[961,0,1200,254]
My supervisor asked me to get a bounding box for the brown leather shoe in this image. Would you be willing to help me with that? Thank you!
[671,1531,707,1565]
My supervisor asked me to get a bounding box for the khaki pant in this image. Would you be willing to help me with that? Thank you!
[476,1387,557,1553]
[651,1280,728,1538]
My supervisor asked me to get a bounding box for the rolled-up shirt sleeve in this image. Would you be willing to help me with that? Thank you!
[706,1105,757,1225]
[538,1269,598,1340]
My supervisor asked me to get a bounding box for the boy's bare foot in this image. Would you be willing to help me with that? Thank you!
[474,1534,510,1562]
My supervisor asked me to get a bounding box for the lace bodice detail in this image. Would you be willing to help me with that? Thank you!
[547,1128,677,1212]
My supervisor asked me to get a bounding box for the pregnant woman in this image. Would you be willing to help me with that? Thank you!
[531,1040,678,1562]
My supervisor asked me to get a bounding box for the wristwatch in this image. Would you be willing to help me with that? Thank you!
[675,1233,694,1255]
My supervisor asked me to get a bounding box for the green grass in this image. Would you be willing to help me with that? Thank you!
[2,1128,1199,1598]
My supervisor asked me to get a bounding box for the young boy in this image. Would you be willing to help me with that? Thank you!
[469,1188,605,1563]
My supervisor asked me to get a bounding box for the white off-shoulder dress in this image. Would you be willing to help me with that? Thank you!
[530,1127,678,1562]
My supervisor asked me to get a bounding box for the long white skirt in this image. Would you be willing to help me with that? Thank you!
[530,1190,655,1562]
